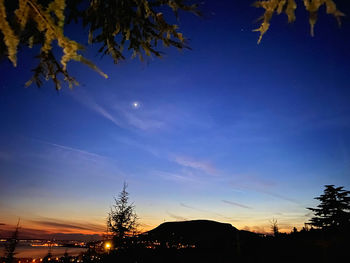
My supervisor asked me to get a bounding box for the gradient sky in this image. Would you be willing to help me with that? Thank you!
[1,1,350,239]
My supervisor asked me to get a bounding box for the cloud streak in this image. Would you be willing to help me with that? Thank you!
[180,203,234,220]
[154,170,197,183]
[27,138,126,179]
[173,156,218,176]
[167,212,187,221]
[71,89,124,128]
[222,200,252,209]
[230,178,300,205]
[260,190,300,204]
[39,140,107,161]
[119,109,165,131]
[30,220,105,232]
[72,90,167,131]
[0,226,101,241]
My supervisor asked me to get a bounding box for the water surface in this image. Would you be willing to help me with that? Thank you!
[1,246,87,259]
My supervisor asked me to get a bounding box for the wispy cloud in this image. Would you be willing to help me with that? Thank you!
[0,225,101,241]
[116,138,220,178]
[180,203,233,220]
[118,108,165,131]
[166,212,187,221]
[92,104,124,128]
[259,189,300,204]
[180,203,203,211]
[72,90,167,131]
[222,200,252,209]
[30,219,105,232]
[229,175,301,205]
[180,202,215,214]
[154,170,197,183]
[71,90,124,128]
[114,137,161,158]
[173,156,218,176]
[21,138,127,180]
[230,184,300,205]
[31,139,119,170]
[39,140,107,161]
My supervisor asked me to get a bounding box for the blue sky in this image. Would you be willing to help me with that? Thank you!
[1,0,350,237]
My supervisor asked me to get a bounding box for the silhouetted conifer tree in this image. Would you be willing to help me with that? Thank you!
[308,185,350,230]
[107,183,138,249]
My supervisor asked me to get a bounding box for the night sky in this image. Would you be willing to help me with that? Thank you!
[1,0,350,238]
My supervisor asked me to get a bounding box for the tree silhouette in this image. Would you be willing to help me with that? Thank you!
[61,251,71,263]
[307,185,350,230]
[4,220,20,263]
[270,218,279,237]
[42,250,52,263]
[107,182,138,248]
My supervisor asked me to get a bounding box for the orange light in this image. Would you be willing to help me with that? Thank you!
[105,242,111,249]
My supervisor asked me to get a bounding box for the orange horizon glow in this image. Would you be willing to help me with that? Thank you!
[0,218,307,240]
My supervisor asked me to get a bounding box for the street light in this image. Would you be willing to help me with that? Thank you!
[105,242,111,251]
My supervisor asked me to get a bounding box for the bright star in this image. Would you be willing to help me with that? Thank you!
[132,101,140,109]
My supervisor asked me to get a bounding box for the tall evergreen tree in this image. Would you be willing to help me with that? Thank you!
[107,183,138,248]
[307,185,350,230]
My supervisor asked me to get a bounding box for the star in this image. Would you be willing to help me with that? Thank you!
[132,101,140,109]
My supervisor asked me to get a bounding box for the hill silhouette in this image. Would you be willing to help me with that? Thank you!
[144,219,260,249]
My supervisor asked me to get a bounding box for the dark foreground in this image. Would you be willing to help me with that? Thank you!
[2,220,349,263]
[99,230,348,263]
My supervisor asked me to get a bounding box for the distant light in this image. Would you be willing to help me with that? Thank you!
[132,101,140,109]
[105,242,111,249]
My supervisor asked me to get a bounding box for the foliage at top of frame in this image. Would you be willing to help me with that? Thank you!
[0,0,199,90]
[254,0,344,43]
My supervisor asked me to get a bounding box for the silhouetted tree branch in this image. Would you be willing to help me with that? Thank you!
[0,0,200,90]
